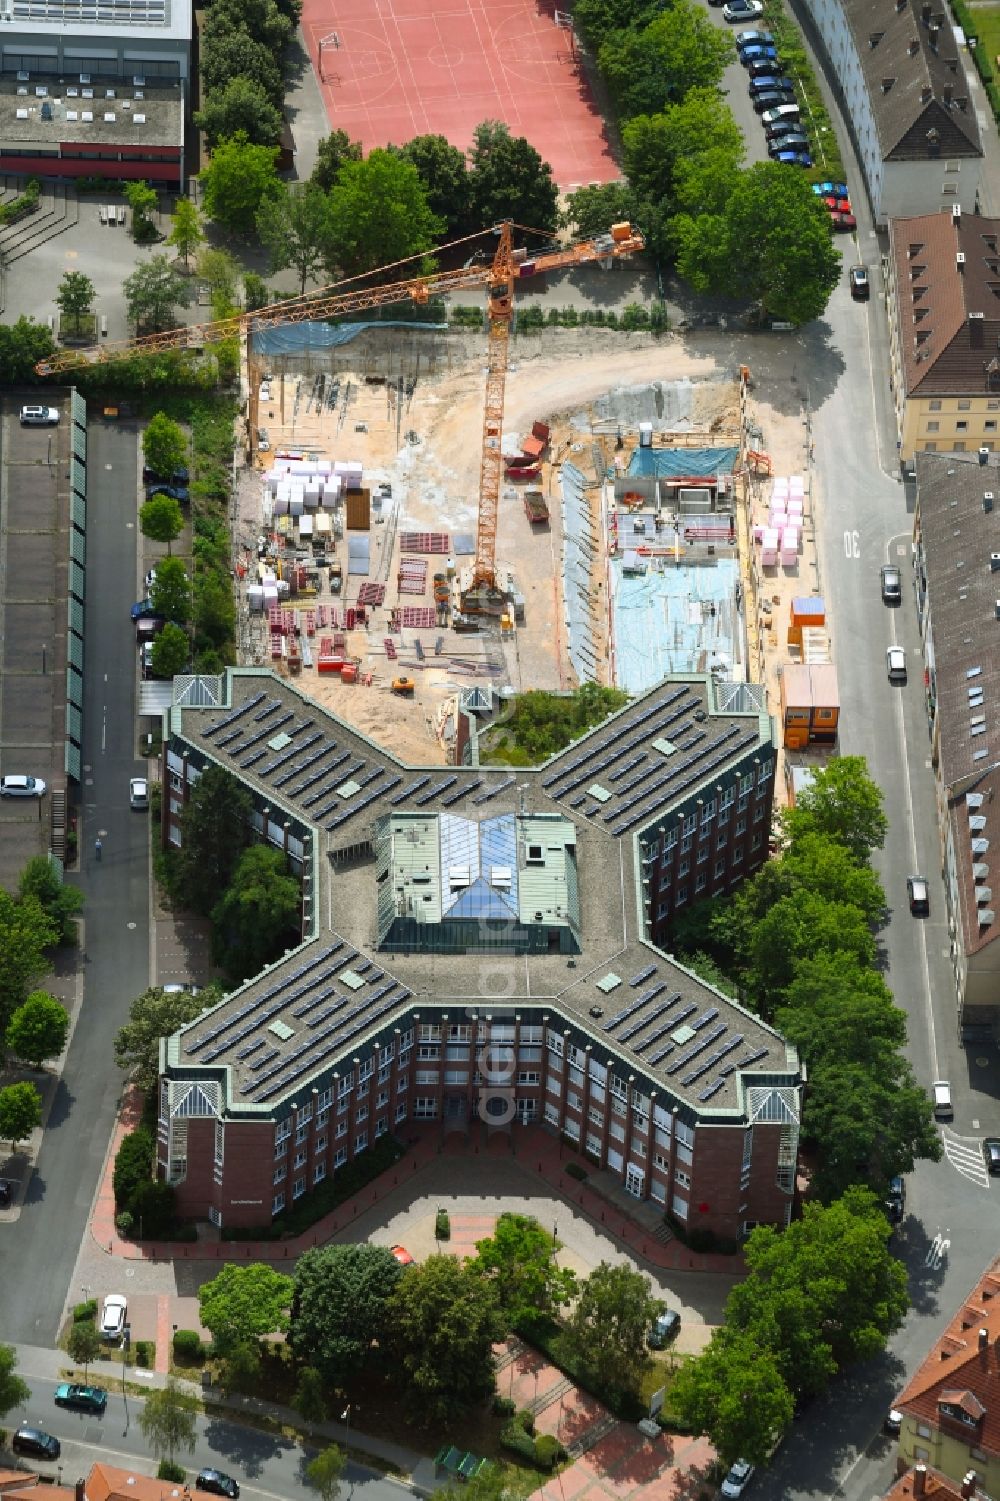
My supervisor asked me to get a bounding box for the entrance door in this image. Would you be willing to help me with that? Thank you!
[626,1164,644,1198]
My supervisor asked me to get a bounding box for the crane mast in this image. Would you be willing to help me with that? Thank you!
[471,220,515,604]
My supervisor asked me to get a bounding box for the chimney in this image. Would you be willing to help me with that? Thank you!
[944,82,954,104]
[921,0,932,22]
[979,1327,989,1351]
[914,1465,928,1498]
[962,1472,978,1499]
[909,38,920,54]
[958,252,967,271]
[923,86,934,103]
[76,1482,85,1501]
[929,21,940,49]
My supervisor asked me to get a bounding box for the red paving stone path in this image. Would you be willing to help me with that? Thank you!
[299,0,619,188]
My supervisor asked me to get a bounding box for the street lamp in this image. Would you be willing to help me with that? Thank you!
[340,1405,352,1495]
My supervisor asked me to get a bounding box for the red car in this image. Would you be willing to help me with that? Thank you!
[830,212,857,232]
[391,1244,414,1265]
[824,196,851,214]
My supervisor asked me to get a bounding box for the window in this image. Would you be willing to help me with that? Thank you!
[588,1105,603,1126]
[417,1045,440,1060]
[294,1148,307,1169]
[355,1131,367,1152]
[695,872,708,892]
[375,1117,387,1138]
[610,1119,625,1142]
[316,1110,329,1130]
[631,1137,646,1158]
[677,858,690,877]
[355,1105,368,1123]
[675,1169,691,1188]
[956,421,968,431]
[566,1090,582,1111]
[377,1090,389,1108]
[671,1191,689,1221]
[415,1070,439,1085]
[682,812,696,836]
[414,1097,438,1119]
[214,1121,224,1167]
[317,1087,332,1111]
[923,441,938,452]
[958,399,971,410]
[313,1161,326,1184]
[315,1135,327,1155]
[916,1424,931,1439]
[397,1075,408,1093]
[273,1163,286,1184]
[293,1176,306,1200]
[334,1147,347,1168]
[518,1070,540,1085]
[586,1132,601,1156]
[986,421,997,432]
[675,886,688,906]
[714,858,726,878]
[654,1152,668,1170]
[296,1123,308,1145]
[357,1083,369,1099]
[272,1192,285,1215]
[925,421,939,432]
[395,1101,408,1123]
[733,847,743,865]
[336,1120,347,1139]
[735,817,746,836]
[697,843,709,864]
[298,1102,313,1124]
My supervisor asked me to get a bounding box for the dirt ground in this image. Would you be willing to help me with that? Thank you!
[234,331,813,770]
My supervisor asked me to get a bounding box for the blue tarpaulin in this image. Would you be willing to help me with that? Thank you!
[251,320,447,355]
[627,445,738,478]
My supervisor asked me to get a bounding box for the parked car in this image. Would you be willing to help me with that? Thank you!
[754,90,796,114]
[721,1460,755,1499]
[885,1408,903,1436]
[830,211,857,232]
[850,265,870,300]
[932,1080,953,1120]
[723,0,764,19]
[12,1427,60,1460]
[163,983,202,995]
[749,75,794,96]
[734,27,772,45]
[146,484,190,504]
[907,875,929,915]
[129,777,149,810]
[773,150,813,167]
[760,102,800,125]
[0,1179,11,1206]
[881,564,902,603]
[886,645,907,682]
[823,195,852,214]
[196,1469,240,1499]
[144,566,158,592]
[738,43,777,64]
[100,1293,128,1341]
[19,405,58,426]
[54,1382,108,1415]
[130,597,159,621]
[984,1138,1000,1175]
[764,116,804,140]
[813,179,849,198]
[748,57,787,79]
[767,133,810,155]
[142,465,189,485]
[0,774,47,798]
[648,1309,681,1347]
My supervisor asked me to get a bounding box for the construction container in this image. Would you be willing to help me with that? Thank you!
[779,663,840,749]
[639,422,653,448]
[518,261,536,278]
[345,488,371,531]
[611,221,633,242]
[787,597,825,647]
[341,663,358,684]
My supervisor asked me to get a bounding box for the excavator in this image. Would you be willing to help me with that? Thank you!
[37,219,644,614]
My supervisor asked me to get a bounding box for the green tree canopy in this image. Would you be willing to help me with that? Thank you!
[202,0,293,53]
[139,492,184,552]
[175,765,253,915]
[150,558,191,626]
[257,183,337,295]
[385,1254,504,1424]
[124,180,158,239]
[200,31,284,108]
[783,755,889,864]
[779,832,886,926]
[137,1378,197,1462]
[0,1345,30,1420]
[211,844,301,984]
[67,1320,103,1379]
[195,77,284,150]
[143,412,187,478]
[199,1263,294,1355]
[469,1213,576,1329]
[55,271,96,335]
[0,889,58,1050]
[562,1261,660,1399]
[773,953,905,1073]
[194,572,236,653]
[18,854,83,946]
[165,198,203,269]
[123,256,192,334]
[622,91,743,206]
[289,1244,401,1387]
[306,1445,346,1501]
[197,247,241,309]
[151,621,189,679]
[671,145,744,219]
[399,134,472,236]
[468,122,558,232]
[310,129,362,193]
[0,317,54,384]
[563,182,640,239]
[293,1365,327,1424]
[803,1060,941,1202]
[325,149,444,278]
[114,985,215,1095]
[200,133,283,238]
[748,889,877,1010]
[599,2,733,120]
[5,990,68,1067]
[0,1081,42,1151]
[672,1328,793,1467]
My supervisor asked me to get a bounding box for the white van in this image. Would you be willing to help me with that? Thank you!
[932,1080,953,1120]
[760,103,801,126]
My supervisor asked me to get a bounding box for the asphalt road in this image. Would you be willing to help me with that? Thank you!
[8,1368,414,1501]
[0,418,150,1343]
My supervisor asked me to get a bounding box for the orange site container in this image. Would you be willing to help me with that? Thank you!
[787,596,826,647]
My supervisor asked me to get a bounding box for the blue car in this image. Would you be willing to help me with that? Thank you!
[739,44,778,64]
[146,484,190,504]
[812,179,848,197]
[130,597,158,621]
[774,149,813,167]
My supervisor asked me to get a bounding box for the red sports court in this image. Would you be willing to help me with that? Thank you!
[301,0,619,188]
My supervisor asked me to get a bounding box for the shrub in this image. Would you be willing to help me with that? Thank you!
[492,1395,516,1418]
[534,1434,564,1470]
[134,1340,155,1367]
[620,302,650,331]
[113,1125,155,1208]
[515,1408,535,1435]
[73,1299,97,1323]
[172,1329,204,1362]
[564,1161,588,1183]
[604,310,618,329]
[128,1178,177,1238]
[435,1207,451,1240]
[115,1211,134,1235]
[518,304,544,332]
[500,1421,538,1465]
[157,1461,186,1483]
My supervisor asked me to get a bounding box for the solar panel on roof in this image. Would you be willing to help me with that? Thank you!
[354,959,372,975]
[698,1077,727,1102]
[249,1046,280,1070]
[473,778,517,804]
[253,700,282,722]
[240,749,266,770]
[236,1038,267,1061]
[630,963,658,988]
[737,1046,769,1068]
[691,1007,720,1030]
[666,1022,727,1075]
[292,986,339,1019]
[608,754,647,784]
[365,968,384,983]
[647,1041,675,1065]
[203,691,267,736]
[216,728,244,749]
[415,775,457,806]
[392,776,431,805]
[569,794,587,808]
[442,780,481,806]
[308,1002,346,1029]
[263,730,323,779]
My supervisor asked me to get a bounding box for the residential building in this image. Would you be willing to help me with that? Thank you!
[804,0,982,226]
[912,450,1000,1036]
[158,667,800,1239]
[892,1259,1000,1494]
[887,210,1000,472]
[1,1462,228,1501]
[884,1464,990,1501]
[0,72,182,183]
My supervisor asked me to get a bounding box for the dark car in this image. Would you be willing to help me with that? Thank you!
[747,56,786,78]
[12,1427,60,1460]
[145,484,190,504]
[749,75,794,96]
[0,1179,10,1206]
[885,1408,902,1436]
[753,89,795,114]
[648,1309,681,1348]
[984,1138,1000,1175]
[830,211,857,232]
[738,44,777,64]
[850,265,870,300]
[130,597,159,621]
[196,1469,240,1499]
[767,132,810,155]
[907,875,930,916]
[54,1382,108,1415]
[143,465,189,485]
[764,117,803,140]
[885,1175,905,1223]
[881,564,902,604]
[774,149,812,167]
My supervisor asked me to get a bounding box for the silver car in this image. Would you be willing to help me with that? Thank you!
[1,774,47,797]
[19,404,58,426]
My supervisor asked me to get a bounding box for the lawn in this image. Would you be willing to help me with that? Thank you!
[969,3,1000,70]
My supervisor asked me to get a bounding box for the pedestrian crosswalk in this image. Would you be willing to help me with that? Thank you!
[941,1129,991,1189]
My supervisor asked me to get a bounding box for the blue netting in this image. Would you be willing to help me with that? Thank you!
[251,320,447,355]
[627,446,739,478]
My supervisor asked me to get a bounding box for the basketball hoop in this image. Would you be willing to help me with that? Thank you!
[553,11,577,58]
[319,29,342,82]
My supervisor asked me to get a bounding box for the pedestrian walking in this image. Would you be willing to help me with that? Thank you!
[95,837,102,861]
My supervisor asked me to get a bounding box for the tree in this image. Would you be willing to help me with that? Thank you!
[310,129,363,193]
[563,182,640,238]
[139,493,184,554]
[803,1061,941,1203]
[197,247,240,309]
[5,990,69,1067]
[124,180,158,240]
[165,198,203,270]
[603,1,733,119]
[783,755,888,865]
[780,832,886,926]
[211,845,302,984]
[195,77,284,150]
[468,122,558,233]
[306,1445,346,1501]
[325,150,444,279]
[151,621,189,679]
[562,1261,660,1398]
[672,147,743,220]
[200,31,284,109]
[469,1213,576,1330]
[123,256,191,334]
[194,573,236,651]
[67,1319,102,1379]
[385,1255,504,1424]
[774,954,904,1073]
[672,1328,793,1467]
[55,271,96,336]
[175,765,254,916]
[18,854,83,946]
[143,412,187,478]
[137,1378,197,1463]
[201,0,293,55]
[432,1466,513,1501]
[622,92,743,207]
[0,317,54,385]
[0,1081,41,1152]
[256,184,336,295]
[217,1340,261,1395]
[294,1366,327,1424]
[199,1264,294,1356]
[200,133,283,238]
[114,985,214,1095]
[0,1345,30,1421]
[748,890,876,1008]
[150,557,191,626]
[399,134,472,236]
[0,891,57,1051]
[289,1244,401,1387]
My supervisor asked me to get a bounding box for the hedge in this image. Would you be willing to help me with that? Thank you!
[113,1125,155,1208]
[73,1299,97,1323]
[172,1329,205,1362]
